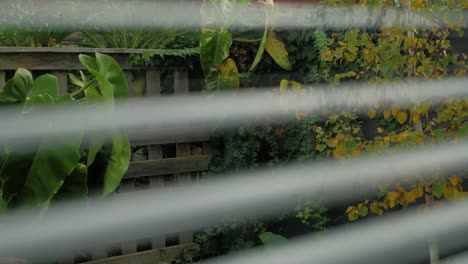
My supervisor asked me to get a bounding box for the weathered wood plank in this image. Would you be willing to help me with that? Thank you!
[145,70,160,97]
[124,71,133,96]
[0,71,5,91]
[124,155,211,179]
[0,53,136,70]
[0,47,180,54]
[118,180,137,254]
[52,71,68,95]
[148,145,165,249]
[83,243,194,264]
[127,126,210,145]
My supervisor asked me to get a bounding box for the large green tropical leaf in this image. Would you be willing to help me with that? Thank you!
[53,163,88,201]
[14,95,83,208]
[79,53,128,100]
[259,232,287,246]
[79,54,115,101]
[200,28,232,75]
[0,148,37,204]
[85,84,105,167]
[24,94,55,112]
[265,31,292,71]
[205,58,239,92]
[79,53,131,195]
[95,53,128,98]
[31,74,58,99]
[0,68,33,104]
[102,133,131,196]
[248,14,269,72]
[80,53,129,168]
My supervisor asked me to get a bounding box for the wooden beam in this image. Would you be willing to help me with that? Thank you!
[0,47,187,54]
[124,155,211,179]
[127,126,210,145]
[83,243,194,264]
[0,71,5,92]
[0,52,136,70]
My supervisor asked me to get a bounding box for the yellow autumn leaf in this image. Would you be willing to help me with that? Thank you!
[384,110,391,119]
[403,192,416,204]
[295,112,304,121]
[265,31,292,71]
[391,105,401,117]
[348,211,359,221]
[412,114,420,124]
[368,110,376,119]
[414,135,424,143]
[332,145,346,159]
[378,202,388,210]
[449,176,461,187]
[386,192,399,201]
[421,104,431,114]
[279,79,289,91]
[396,112,408,124]
[351,149,361,157]
[377,127,384,133]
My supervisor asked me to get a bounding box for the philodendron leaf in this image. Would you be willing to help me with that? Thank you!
[205,58,239,92]
[102,132,131,196]
[200,28,233,75]
[259,232,287,246]
[14,95,83,208]
[265,31,292,71]
[79,53,129,101]
[0,68,34,105]
[95,53,128,98]
[80,53,129,166]
[31,74,59,99]
[0,147,38,205]
[54,163,88,201]
[0,94,54,204]
[249,11,269,72]
[85,83,105,167]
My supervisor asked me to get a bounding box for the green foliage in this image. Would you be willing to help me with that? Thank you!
[199,0,292,92]
[0,53,131,211]
[0,30,70,47]
[295,200,329,231]
[129,47,201,66]
[78,30,188,49]
[259,232,287,245]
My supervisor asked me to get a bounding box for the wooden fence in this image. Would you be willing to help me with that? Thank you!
[0,47,210,264]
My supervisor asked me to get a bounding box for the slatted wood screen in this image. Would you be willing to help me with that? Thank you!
[0,48,209,264]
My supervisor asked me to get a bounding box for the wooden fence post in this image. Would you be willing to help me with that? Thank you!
[146,69,167,249]
[51,71,68,95]
[118,70,139,255]
[174,69,193,244]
